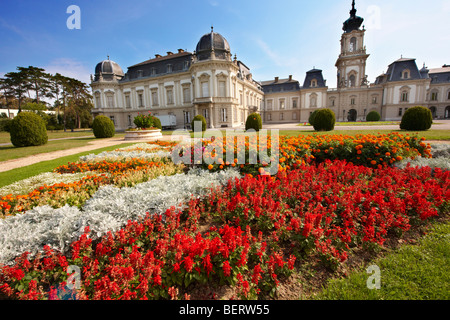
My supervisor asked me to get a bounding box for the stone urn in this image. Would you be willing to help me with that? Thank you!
[124,128,163,141]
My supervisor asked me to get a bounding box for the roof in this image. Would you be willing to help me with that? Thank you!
[303,69,326,88]
[428,66,450,83]
[385,58,422,82]
[261,77,298,86]
[261,77,300,93]
[129,51,192,68]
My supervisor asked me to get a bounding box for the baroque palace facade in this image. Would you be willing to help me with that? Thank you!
[91,1,450,130]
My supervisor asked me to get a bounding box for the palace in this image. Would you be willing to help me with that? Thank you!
[90,1,450,131]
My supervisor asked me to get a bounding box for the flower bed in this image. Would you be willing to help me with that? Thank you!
[0,134,447,300]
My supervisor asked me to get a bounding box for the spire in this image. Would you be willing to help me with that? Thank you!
[350,0,356,17]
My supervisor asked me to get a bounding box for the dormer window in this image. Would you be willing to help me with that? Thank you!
[402,70,410,79]
[311,79,317,87]
[167,64,173,73]
[151,68,156,76]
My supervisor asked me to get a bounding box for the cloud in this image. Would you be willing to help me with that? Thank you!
[43,58,92,85]
[254,38,298,68]
[209,0,219,6]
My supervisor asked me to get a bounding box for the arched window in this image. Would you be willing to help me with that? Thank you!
[349,75,356,87]
[429,106,437,119]
[402,69,410,79]
[445,106,450,119]
[349,37,357,52]
[310,79,317,87]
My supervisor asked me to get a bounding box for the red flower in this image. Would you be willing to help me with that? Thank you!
[222,260,231,277]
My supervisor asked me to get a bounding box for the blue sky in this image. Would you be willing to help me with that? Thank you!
[1,0,449,89]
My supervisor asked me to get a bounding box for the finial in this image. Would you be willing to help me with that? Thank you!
[211,25,214,33]
[107,54,110,60]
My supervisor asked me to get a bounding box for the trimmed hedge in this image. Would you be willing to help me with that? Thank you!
[92,115,115,138]
[191,114,207,132]
[9,112,48,147]
[313,109,335,132]
[366,110,381,122]
[309,109,319,126]
[400,106,433,131]
[245,113,262,132]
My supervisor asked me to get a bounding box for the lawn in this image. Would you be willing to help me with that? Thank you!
[0,129,94,144]
[313,220,450,300]
[0,142,136,188]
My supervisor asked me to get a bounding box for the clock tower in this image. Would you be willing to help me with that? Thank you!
[336,0,369,89]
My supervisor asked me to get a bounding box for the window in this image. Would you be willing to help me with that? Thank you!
[203,108,209,120]
[183,61,189,70]
[402,70,410,79]
[292,99,298,109]
[431,92,438,101]
[310,96,317,107]
[166,89,174,104]
[448,91,450,100]
[107,95,114,108]
[280,113,284,120]
[184,111,191,124]
[330,98,335,107]
[311,79,317,87]
[349,37,357,52]
[221,108,227,122]
[138,93,144,108]
[267,113,272,121]
[167,64,173,73]
[125,95,131,109]
[398,108,403,117]
[151,68,156,76]
[137,70,143,78]
[201,82,209,98]
[151,91,158,106]
[109,116,116,125]
[401,91,409,102]
[349,75,356,87]
[219,81,226,97]
[183,87,190,103]
[372,96,377,104]
[279,99,285,109]
[266,100,272,110]
[95,95,101,108]
[350,98,355,105]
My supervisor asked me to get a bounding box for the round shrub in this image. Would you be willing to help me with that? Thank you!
[245,113,262,132]
[191,114,207,132]
[92,115,115,138]
[366,110,381,122]
[313,109,336,132]
[9,112,48,147]
[152,116,162,130]
[308,109,319,126]
[400,106,432,131]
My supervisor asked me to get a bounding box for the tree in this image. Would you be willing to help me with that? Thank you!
[1,72,28,113]
[17,66,52,104]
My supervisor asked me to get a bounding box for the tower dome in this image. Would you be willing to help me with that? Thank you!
[94,58,124,81]
[343,0,364,33]
[195,27,231,61]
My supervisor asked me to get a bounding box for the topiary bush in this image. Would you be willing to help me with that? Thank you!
[400,106,433,131]
[92,115,115,138]
[313,109,335,132]
[366,110,381,122]
[9,112,48,147]
[152,116,162,130]
[309,109,319,126]
[245,113,262,132]
[191,114,207,132]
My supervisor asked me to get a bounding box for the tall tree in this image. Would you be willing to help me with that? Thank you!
[1,72,28,113]
[17,66,52,104]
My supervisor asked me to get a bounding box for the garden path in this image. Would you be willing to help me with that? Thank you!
[0,135,188,173]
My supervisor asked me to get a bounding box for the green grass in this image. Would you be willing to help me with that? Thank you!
[0,142,136,188]
[0,129,95,144]
[313,220,450,300]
